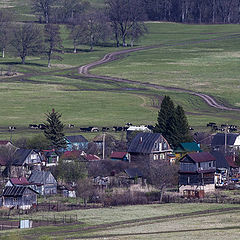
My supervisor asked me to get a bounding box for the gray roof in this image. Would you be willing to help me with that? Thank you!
[210,151,229,169]
[13,149,34,166]
[211,133,239,146]
[128,132,164,154]
[28,170,55,185]
[66,135,88,143]
[2,186,38,197]
[125,168,143,178]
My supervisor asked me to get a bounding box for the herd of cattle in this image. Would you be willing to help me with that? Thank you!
[206,122,238,132]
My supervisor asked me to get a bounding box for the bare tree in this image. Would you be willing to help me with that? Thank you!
[44,24,63,68]
[31,0,57,23]
[106,0,147,47]
[11,23,43,64]
[76,178,95,207]
[0,10,14,58]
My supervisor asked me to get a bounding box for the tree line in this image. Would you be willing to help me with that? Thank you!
[144,0,240,24]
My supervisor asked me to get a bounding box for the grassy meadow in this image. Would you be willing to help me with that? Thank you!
[0,2,239,138]
[1,203,240,239]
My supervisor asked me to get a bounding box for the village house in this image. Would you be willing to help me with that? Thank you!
[110,152,130,162]
[179,152,216,197]
[128,132,173,163]
[1,186,38,209]
[41,149,59,167]
[28,170,57,195]
[211,133,240,152]
[5,177,30,187]
[1,149,42,178]
[65,135,88,151]
[175,142,202,159]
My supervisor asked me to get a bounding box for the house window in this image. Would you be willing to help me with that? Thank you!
[187,177,190,184]
[154,142,158,150]
[160,154,165,160]
[153,154,158,160]
[159,143,162,151]
[209,162,212,168]
[198,163,201,168]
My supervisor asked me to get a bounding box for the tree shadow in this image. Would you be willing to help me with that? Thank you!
[0,62,46,67]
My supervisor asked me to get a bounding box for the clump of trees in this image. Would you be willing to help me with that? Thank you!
[154,95,192,148]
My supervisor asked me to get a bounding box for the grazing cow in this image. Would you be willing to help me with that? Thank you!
[8,126,16,131]
[29,124,38,129]
[207,122,216,127]
[38,124,46,130]
[91,127,99,132]
[68,124,75,128]
[102,127,109,132]
[80,127,93,132]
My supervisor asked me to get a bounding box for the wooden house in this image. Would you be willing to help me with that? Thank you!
[211,133,240,152]
[5,177,30,187]
[110,152,129,162]
[128,133,173,164]
[175,142,202,159]
[179,152,216,195]
[41,149,59,167]
[65,135,88,151]
[1,186,38,210]
[28,170,57,195]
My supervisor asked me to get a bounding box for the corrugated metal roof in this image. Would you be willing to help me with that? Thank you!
[28,170,52,184]
[179,142,201,152]
[211,133,239,146]
[128,133,166,154]
[13,149,32,166]
[125,168,143,178]
[66,135,88,143]
[3,186,27,196]
[10,177,29,185]
[210,151,229,169]
[110,152,127,159]
[187,152,216,163]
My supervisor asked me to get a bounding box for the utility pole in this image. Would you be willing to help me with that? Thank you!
[224,126,228,154]
[102,133,105,160]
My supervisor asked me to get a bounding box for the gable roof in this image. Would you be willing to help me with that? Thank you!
[177,142,201,152]
[0,141,12,146]
[186,152,216,163]
[210,151,229,169]
[13,149,33,166]
[10,177,29,186]
[2,186,38,197]
[84,154,101,161]
[28,170,55,185]
[66,135,88,143]
[125,168,143,178]
[128,133,167,154]
[211,133,240,146]
[110,152,127,159]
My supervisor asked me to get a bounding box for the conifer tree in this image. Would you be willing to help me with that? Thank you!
[154,96,175,135]
[44,109,66,150]
[175,105,192,143]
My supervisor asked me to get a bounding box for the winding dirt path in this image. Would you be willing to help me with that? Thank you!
[78,35,240,112]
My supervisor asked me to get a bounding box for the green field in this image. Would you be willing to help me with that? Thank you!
[1,203,240,239]
[0,2,239,138]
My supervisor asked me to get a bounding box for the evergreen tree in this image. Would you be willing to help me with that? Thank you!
[154,95,175,135]
[44,109,66,150]
[175,105,192,143]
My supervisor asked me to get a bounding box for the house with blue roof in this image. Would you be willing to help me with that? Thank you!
[175,142,202,159]
[65,135,88,151]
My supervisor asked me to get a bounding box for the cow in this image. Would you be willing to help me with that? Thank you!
[68,124,75,128]
[38,124,46,130]
[8,126,16,131]
[29,124,38,129]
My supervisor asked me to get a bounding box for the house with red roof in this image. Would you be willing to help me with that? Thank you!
[179,152,216,196]
[110,152,129,162]
[5,177,30,187]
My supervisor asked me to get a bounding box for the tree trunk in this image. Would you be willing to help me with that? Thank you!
[2,48,5,58]
[74,40,77,53]
[21,56,25,64]
[84,198,87,207]
[159,185,166,203]
[48,52,51,68]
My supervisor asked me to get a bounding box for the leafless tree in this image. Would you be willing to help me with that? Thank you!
[31,0,57,23]
[106,0,147,47]
[76,178,95,207]
[11,23,43,64]
[44,24,63,68]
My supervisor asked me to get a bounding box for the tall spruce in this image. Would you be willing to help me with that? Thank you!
[154,95,175,135]
[44,109,66,150]
[175,105,192,143]
[155,96,191,148]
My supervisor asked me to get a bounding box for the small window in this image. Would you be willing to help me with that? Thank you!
[209,162,212,167]
[153,154,158,160]
[187,177,190,184]
[198,163,201,168]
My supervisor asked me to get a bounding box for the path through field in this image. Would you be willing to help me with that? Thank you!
[78,34,240,112]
